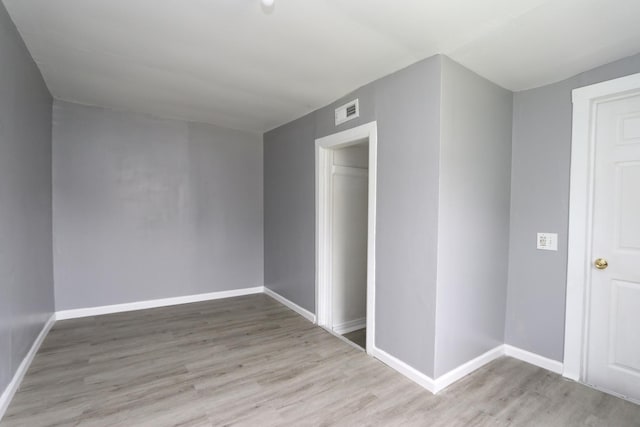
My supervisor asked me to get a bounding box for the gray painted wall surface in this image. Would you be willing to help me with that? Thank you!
[370,58,441,376]
[435,58,512,377]
[53,101,263,310]
[506,53,640,362]
[264,56,442,376]
[263,113,316,312]
[314,84,377,140]
[263,82,378,314]
[0,2,54,395]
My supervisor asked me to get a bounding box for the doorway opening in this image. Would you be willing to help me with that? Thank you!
[316,122,377,354]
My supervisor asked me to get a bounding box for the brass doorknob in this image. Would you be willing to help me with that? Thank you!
[594,258,609,270]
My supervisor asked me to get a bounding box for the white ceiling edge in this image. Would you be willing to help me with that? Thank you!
[446,0,640,92]
[47,46,640,137]
[4,0,640,133]
[52,96,265,137]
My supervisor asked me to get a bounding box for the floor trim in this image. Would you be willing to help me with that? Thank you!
[433,345,505,393]
[504,344,564,374]
[370,346,436,393]
[55,286,265,320]
[263,288,316,323]
[0,314,56,421]
[333,317,366,335]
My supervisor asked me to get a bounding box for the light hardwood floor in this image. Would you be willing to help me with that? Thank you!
[2,294,639,426]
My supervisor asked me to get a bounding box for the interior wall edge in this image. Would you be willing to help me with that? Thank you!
[0,314,55,422]
[504,344,563,374]
[433,345,505,393]
[263,287,316,323]
[370,345,436,394]
[0,0,55,403]
[433,55,513,377]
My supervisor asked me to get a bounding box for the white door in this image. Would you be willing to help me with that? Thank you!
[587,92,640,402]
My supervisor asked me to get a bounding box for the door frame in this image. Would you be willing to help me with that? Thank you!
[315,121,377,354]
[564,72,640,381]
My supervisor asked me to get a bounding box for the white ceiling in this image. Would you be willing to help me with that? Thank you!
[4,0,640,133]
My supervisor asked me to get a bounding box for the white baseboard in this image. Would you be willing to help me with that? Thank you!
[433,345,504,393]
[55,286,265,320]
[263,288,316,323]
[333,317,366,335]
[0,314,55,421]
[371,346,436,393]
[371,345,505,395]
[504,344,564,374]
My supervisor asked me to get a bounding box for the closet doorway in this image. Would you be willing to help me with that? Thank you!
[315,122,377,353]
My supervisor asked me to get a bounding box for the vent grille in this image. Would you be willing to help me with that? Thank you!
[335,99,360,126]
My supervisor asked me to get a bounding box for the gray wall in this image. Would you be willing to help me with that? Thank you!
[0,2,54,396]
[264,55,442,376]
[53,101,263,310]
[263,84,377,314]
[434,58,513,377]
[506,53,640,361]
[370,58,442,376]
[263,112,316,312]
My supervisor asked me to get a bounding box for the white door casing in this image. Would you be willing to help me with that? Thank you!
[566,72,640,403]
[586,94,640,401]
[316,121,377,354]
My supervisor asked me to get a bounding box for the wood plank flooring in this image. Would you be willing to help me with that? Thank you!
[2,294,639,426]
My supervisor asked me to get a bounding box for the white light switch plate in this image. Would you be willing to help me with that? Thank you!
[537,233,558,251]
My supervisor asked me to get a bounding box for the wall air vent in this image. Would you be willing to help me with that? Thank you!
[335,99,359,126]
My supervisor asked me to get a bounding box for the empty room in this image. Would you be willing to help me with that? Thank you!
[1,0,640,425]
